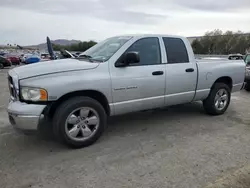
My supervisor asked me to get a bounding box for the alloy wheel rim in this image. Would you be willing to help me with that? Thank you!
[214,89,228,111]
[65,107,100,141]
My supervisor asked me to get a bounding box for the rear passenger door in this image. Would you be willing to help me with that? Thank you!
[162,37,197,106]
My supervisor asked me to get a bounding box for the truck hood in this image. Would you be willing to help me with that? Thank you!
[12,59,99,79]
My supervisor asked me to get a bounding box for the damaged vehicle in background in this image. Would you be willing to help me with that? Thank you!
[7,34,245,148]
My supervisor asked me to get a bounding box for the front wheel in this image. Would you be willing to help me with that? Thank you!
[53,96,107,148]
[0,63,3,69]
[203,83,231,115]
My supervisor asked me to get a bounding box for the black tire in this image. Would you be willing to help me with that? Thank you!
[0,63,3,69]
[53,96,107,148]
[203,83,231,115]
[245,82,250,91]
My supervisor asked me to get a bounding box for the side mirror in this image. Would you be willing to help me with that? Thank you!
[124,51,140,65]
[116,51,140,67]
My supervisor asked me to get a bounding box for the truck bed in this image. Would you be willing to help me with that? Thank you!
[194,59,245,101]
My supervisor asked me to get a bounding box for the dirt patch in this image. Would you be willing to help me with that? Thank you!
[205,165,250,188]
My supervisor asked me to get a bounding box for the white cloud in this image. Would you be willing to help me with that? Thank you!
[0,0,250,45]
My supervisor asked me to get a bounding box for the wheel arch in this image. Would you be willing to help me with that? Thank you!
[46,90,110,118]
[212,76,233,91]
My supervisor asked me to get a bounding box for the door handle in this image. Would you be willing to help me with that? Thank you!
[152,71,164,76]
[185,68,194,72]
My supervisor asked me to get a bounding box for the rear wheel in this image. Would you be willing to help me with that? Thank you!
[203,83,231,115]
[53,96,107,148]
[0,63,3,69]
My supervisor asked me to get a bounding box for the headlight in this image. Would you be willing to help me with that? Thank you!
[21,87,47,101]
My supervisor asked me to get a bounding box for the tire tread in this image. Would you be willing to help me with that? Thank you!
[203,83,231,116]
[53,96,107,148]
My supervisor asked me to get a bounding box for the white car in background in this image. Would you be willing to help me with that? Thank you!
[228,54,244,60]
[23,53,33,60]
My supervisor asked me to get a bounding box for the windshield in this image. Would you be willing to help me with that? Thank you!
[79,36,132,62]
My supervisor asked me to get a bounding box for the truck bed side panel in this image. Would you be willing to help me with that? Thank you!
[193,60,245,101]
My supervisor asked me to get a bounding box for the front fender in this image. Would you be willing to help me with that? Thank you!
[19,66,112,104]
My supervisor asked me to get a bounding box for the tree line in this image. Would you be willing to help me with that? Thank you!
[52,40,97,52]
[191,29,250,55]
[50,30,250,55]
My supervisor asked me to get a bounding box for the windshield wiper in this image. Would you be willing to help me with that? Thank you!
[76,54,94,62]
[77,54,104,62]
[78,54,92,58]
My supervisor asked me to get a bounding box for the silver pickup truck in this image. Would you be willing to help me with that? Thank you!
[7,34,245,148]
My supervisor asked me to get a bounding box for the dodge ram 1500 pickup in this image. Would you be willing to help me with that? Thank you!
[7,34,246,148]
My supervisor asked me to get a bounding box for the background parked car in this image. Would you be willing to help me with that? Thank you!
[19,54,26,63]
[24,55,40,64]
[245,54,250,64]
[4,54,20,65]
[0,56,11,69]
[0,52,6,56]
[244,54,250,91]
[40,53,51,61]
[228,54,244,60]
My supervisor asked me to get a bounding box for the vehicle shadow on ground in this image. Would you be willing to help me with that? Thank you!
[41,102,207,143]
[0,102,215,154]
[106,102,206,134]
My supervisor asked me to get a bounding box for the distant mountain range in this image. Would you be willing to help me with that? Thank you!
[26,39,81,49]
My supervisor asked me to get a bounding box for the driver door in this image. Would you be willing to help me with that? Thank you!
[109,37,166,115]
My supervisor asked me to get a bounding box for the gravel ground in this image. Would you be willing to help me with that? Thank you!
[1,67,250,188]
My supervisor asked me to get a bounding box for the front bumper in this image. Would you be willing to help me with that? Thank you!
[7,100,46,131]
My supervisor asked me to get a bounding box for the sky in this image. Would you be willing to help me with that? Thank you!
[1,0,250,45]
